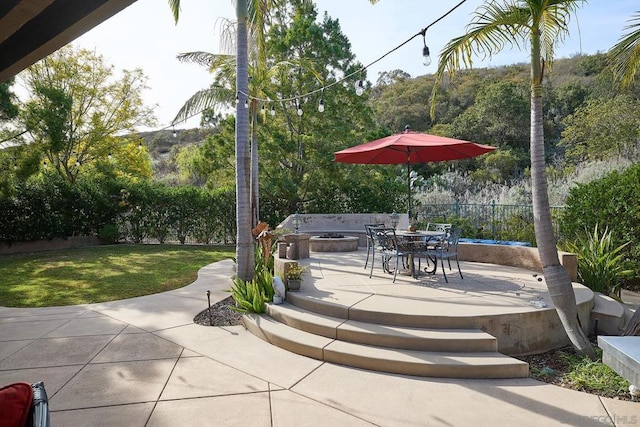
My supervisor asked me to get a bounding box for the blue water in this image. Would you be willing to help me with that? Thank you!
[459,238,532,247]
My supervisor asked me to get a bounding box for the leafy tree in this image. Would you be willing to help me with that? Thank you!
[543,80,589,142]
[259,0,394,218]
[454,80,529,149]
[369,74,436,132]
[431,0,594,358]
[0,78,18,122]
[19,45,154,183]
[560,94,640,164]
[177,116,236,188]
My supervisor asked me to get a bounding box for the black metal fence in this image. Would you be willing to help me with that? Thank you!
[415,201,564,244]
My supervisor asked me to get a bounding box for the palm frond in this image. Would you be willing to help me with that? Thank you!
[609,12,640,87]
[430,0,585,119]
[172,86,233,124]
[429,2,530,118]
[539,1,583,66]
[217,17,237,55]
[167,0,180,24]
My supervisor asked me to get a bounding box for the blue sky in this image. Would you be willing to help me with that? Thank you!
[68,0,638,130]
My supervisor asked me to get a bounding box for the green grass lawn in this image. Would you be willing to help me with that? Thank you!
[0,244,235,307]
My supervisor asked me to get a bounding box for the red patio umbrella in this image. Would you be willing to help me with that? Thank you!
[334,127,496,218]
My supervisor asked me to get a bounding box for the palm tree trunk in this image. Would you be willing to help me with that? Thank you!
[530,35,594,359]
[623,308,640,335]
[235,0,254,281]
[250,104,260,227]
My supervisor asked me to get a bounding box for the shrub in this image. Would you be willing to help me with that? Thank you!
[98,224,120,244]
[563,225,632,295]
[229,242,276,313]
[496,214,536,245]
[561,164,640,287]
[229,276,268,313]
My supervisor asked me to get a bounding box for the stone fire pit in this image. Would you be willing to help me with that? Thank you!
[309,234,359,252]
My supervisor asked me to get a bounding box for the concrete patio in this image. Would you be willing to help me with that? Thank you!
[1,252,638,426]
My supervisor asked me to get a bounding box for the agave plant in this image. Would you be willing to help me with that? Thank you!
[565,224,632,296]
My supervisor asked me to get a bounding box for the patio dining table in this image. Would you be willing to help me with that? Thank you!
[394,230,446,277]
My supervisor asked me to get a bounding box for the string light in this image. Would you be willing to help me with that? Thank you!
[233,0,467,112]
[422,32,431,66]
[172,126,177,138]
[2,2,468,171]
[18,0,463,145]
[0,2,468,158]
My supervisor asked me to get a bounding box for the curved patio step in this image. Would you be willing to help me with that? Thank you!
[266,302,498,352]
[242,313,528,379]
[284,290,488,329]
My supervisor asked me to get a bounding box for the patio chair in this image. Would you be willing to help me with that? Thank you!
[369,227,407,283]
[364,223,385,269]
[0,381,49,427]
[425,227,463,283]
[424,222,452,250]
[425,222,452,234]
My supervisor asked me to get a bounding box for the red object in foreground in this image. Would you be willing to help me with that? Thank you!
[0,382,32,427]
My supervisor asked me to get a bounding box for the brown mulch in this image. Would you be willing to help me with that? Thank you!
[193,295,243,327]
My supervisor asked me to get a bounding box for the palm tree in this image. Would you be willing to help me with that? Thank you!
[609,11,640,336]
[169,0,254,281]
[430,0,594,357]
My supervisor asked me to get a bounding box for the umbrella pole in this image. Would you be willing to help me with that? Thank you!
[407,159,411,220]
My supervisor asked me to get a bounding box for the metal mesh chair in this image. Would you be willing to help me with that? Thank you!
[369,228,408,283]
[364,223,385,269]
[425,227,463,283]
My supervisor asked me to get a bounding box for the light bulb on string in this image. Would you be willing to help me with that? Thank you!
[172,127,177,138]
[261,103,266,114]
[244,98,249,109]
[355,80,364,96]
[138,142,143,150]
[318,88,325,113]
[107,153,112,160]
[422,32,431,66]
[270,105,276,116]
[235,93,239,105]
[296,99,303,116]
[43,161,47,168]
